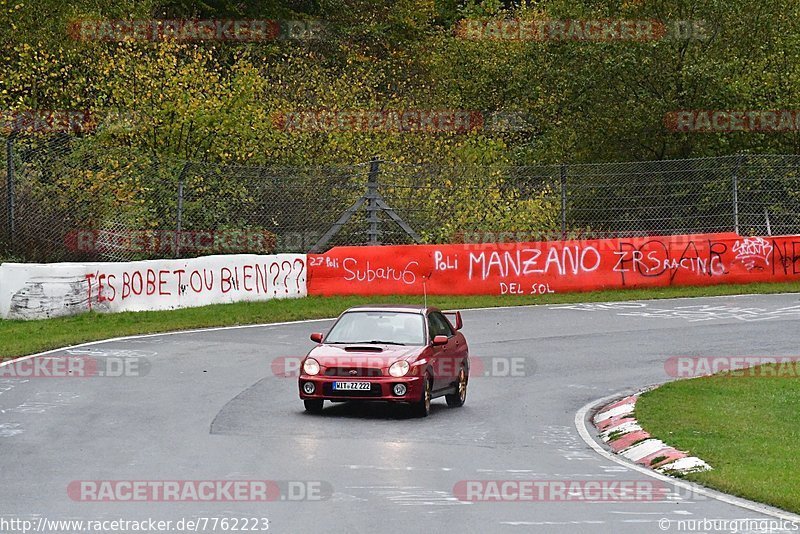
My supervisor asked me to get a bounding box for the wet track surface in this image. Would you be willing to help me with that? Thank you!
[2,294,800,533]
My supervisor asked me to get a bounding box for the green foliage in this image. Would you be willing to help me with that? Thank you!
[6,0,797,165]
[2,0,799,252]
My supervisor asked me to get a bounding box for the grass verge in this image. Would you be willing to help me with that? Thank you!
[636,367,800,514]
[0,281,797,359]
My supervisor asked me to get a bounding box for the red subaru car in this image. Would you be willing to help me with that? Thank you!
[298,305,469,417]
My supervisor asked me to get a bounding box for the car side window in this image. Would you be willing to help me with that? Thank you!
[427,315,439,340]
[437,313,455,336]
[428,312,453,340]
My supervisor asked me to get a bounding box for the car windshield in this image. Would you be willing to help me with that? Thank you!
[324,311,425,345]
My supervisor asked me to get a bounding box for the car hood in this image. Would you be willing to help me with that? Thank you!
[308,344,424,367]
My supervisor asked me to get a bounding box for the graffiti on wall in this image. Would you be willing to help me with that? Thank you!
[0,255,306,320]
[307,233,800,296]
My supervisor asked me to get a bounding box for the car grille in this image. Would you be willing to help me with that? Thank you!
[322,382,383,397]
[324,367,383,377]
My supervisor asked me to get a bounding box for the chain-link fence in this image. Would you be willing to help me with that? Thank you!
[2,138,799,263]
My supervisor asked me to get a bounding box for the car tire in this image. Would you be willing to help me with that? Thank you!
[445,366,467,408]
[412,375,432,418]
[304,399,324,413]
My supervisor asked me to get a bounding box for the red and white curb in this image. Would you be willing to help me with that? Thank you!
[593,392,711,475]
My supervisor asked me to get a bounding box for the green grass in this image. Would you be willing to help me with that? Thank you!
[636,367,800,513]
[0,281,797,359]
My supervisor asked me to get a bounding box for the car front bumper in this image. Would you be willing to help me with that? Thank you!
[298,374,424,402]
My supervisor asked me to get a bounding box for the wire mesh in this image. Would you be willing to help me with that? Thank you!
[2,140,799,263]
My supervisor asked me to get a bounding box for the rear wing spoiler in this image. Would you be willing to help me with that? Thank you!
[442,310,463,330]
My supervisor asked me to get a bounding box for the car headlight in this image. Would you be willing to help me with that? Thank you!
[303,358,320,376]
[389,360,410,377]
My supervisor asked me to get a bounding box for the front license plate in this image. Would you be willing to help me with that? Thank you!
[332,381,371,391]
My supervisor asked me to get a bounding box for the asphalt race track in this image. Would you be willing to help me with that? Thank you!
[2,293,800,533]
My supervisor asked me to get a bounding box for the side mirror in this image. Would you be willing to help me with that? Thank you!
[432,335,448,346]
[310,332,323,343]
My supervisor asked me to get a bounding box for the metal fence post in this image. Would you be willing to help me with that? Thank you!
[175,162,188,258]
[560,163,567,239]
[764,207,772,236]
[732,153,744,235]
[5,136,14,253]
[366,157,380,245]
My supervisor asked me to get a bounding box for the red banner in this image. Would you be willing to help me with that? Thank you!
[307,233,800,296]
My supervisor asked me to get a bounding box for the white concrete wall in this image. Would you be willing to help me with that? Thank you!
[0,254,307,320]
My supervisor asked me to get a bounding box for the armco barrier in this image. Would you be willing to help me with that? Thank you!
[0,254,307,320]
[307,233,800,295]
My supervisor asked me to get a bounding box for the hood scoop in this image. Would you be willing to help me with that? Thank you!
[344,345,384,352]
